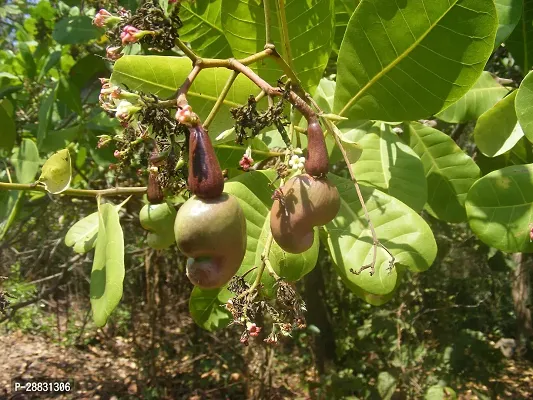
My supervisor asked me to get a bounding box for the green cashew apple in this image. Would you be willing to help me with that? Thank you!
[174,193,247,289]
[270,174,340,253]
[139,202,177,250]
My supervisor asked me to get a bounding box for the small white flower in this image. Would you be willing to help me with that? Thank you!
[115,100,133,120]
[289,155,305,170]
[293,147,303,155]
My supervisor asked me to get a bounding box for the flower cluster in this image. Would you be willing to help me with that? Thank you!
[93,1,182,53]
[225,275,308,346]
[99,79,141,123]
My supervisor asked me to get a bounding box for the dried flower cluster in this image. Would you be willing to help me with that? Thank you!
[231,96,289,146]
[225,276,307,346]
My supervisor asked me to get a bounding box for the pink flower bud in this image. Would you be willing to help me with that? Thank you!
[114,150,121,158]
[93,9,113,27]
[120,25,141,45]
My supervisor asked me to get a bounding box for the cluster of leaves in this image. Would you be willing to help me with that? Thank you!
[2,0,533,367]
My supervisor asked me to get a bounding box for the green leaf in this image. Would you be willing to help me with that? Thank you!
[333,0,360,53]
[65,201,128,254]
[90,203,125,327]
[263,218,319,282]
[40,125,82,153]
[69,54,108,90]
[352,123,427,212]
[38,148,72,194]
[10,138,40,184]
[334,0,498,121]
[476,137,533,175]
[0,100,16,153]
[0,191,23,241]
[466,164,533,253]
[53,16,103,44]
[405,122,480,223]
[474,91,524,157]
[189,286,233,331]
[494,0,523,48]
[516,70,533,143]
[313,78,336,112]
[221,0,335,93]
[377,371,397,400]
[38,50,62,81]
[505,0,533,72]
[37,84,57,148]
[0,72,19,81]
[57,76,83,115]
[338,133,363,165]
[65,211,99,254]
[425,385,458,400]
[180,0,233,58]
[224,171,319,292]
[111,55,258,134]
[214,138,274,169]
[19,42,36,80]
[436,72,509,123]
[324,174,437,295]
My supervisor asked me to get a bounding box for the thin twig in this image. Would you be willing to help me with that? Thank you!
[204,70,239,129]
[263,0,272,45]
[176,64,202,106]
[274,0,293,72]
[0,182,147,197]
[175,38,198,63]
[235,233,275,303]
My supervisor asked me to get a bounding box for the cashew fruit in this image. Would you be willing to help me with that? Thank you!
[270,174,340,253]
[188,124,224,199]
[304,118,329,177]
[139,202,176,250]
[174,193,247,289]
[147,172,164,204]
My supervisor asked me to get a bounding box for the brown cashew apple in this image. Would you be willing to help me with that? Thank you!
[174,193,247,289]
[270,174,340,253]
[139,202,177,250]
[304,117,329,177]
[188,124,224,199]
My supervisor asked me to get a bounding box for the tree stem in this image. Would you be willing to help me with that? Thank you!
[0,182,147,197]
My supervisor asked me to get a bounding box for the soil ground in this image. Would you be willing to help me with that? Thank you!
[1,330,533,399]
